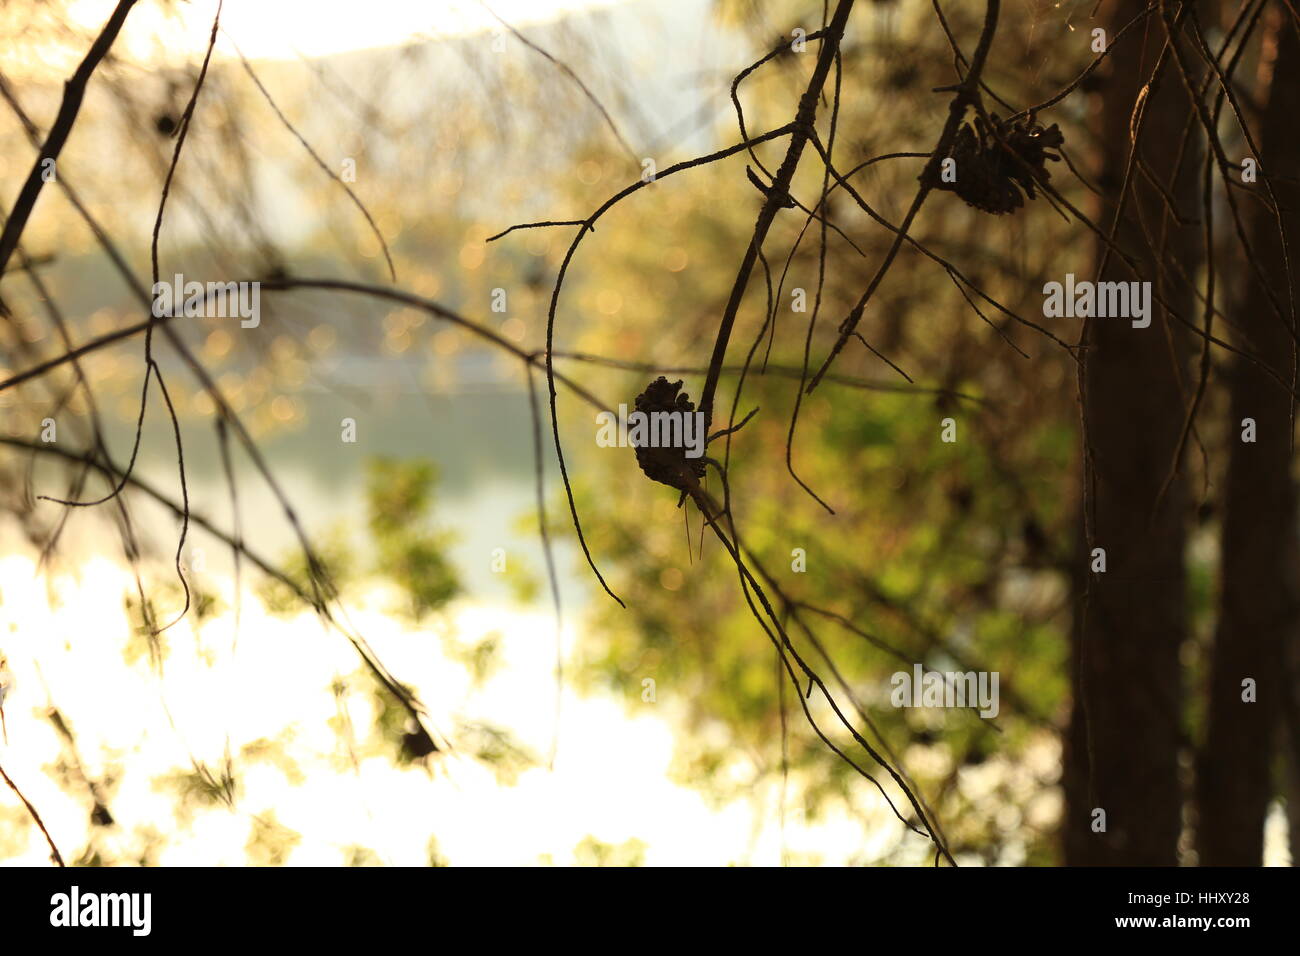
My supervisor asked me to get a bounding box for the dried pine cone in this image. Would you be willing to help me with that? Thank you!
[930,112,1064,215]
[633,377,707,492]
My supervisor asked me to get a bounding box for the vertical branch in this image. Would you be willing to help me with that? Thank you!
[0,0,139,277]
[698,0,858,430]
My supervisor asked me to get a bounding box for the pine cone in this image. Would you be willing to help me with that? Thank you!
[931,113,1064,215]
[633,377,707,492]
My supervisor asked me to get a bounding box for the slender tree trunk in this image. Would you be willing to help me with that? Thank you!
[1195,10,1300,866]
[1062,0,1201,865]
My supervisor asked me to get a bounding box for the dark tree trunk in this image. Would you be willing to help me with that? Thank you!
[1195,10,1300,866]
[1062,0,1201,865]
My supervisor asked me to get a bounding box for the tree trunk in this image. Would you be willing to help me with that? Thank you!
[1062,0,1200,865]
[1195,9,1300,866]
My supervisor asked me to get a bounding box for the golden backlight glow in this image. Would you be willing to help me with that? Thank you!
[6,0,1289,876]
[2,0,625,78]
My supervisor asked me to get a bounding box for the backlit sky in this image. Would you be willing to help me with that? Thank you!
[4,0,629,77]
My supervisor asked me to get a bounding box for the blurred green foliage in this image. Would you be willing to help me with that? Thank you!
[537,0,1211,864]
[367,458,460,620]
